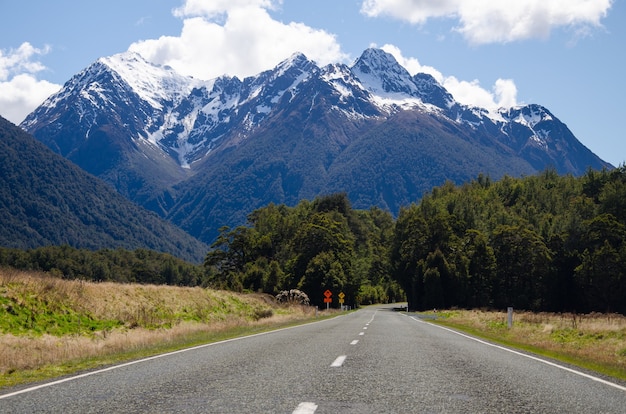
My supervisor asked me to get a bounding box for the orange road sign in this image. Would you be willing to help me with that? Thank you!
[323,289,332,298]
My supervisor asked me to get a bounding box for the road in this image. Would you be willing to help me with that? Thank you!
[1,305,625,413]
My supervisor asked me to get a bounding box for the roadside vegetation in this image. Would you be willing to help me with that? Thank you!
[0,268,318,388]
[426,309,626,381]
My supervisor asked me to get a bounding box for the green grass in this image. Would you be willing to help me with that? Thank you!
[0,292,122,336]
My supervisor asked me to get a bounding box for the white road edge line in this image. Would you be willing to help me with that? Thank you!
[293,401,318,414]
[331,355,347,367]
[350,340,359,345]
[0,315,346,400]
[407,315,626,392]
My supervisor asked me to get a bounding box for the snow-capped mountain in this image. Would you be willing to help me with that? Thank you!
[21,48,611,243]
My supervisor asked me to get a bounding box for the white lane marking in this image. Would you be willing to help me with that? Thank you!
[350,340,359,345]
[293,402,318,414]
[331,355,347,367]
[0,315,347,400]
[407,315,626,393]
[363,327,368,330]
[358,332,365,336]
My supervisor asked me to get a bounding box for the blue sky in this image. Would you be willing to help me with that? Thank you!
[1,0,623,166]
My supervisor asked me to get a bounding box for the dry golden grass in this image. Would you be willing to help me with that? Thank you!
[436,309,626,377]
[0,268,316,376]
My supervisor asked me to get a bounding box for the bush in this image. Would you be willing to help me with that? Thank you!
[276,289,310,305]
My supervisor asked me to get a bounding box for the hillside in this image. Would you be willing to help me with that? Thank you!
[0,116,207,263]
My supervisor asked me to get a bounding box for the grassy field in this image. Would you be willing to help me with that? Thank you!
[425,309,626,381]
[0,268,320,388]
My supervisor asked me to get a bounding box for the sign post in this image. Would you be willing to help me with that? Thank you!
[323,289,332,310]
[338,292,345,310]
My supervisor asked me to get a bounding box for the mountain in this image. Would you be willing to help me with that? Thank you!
[21,48,612,243]
[0,116,207,262]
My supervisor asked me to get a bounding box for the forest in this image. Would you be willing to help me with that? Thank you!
[2,166,625,314]
[0,246,205,287]
[205,166,626,313]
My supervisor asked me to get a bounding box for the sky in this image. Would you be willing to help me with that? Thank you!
[1,0,624,166]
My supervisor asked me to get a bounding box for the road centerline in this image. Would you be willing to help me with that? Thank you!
[331,355,347,367]
[293,402,318,414]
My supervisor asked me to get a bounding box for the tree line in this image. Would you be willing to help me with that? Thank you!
[203,193,404,307]
[392,167,626,313]
[0,246,205,286]
[205,167,626,313]
[2,166,625,314]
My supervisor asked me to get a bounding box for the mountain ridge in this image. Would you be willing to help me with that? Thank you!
[20,48,612,243]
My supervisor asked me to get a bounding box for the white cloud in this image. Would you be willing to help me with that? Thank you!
[0,43,61,124]
[361,0,613,44]
[0,74,60,125]
[129,0,348,80]
[172,0,279,18]
[493,79,518,108]
[381,44,518,110]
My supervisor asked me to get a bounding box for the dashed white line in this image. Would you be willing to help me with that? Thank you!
[331,355,347,367]
[358,331,365,336]
[350,340,359,345]
[293,402,318,414]
[366,311,377,325]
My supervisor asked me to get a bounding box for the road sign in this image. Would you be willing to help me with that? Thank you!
[323,290,332,309]
[338,292,345,299]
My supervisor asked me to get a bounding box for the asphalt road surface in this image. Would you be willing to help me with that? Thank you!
[2,305,625,413]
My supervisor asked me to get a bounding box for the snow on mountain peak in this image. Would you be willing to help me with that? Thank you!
[276,52,313,73]
[100,52,201,109]
[269,52,316,91]
[351,48,419,97]
[498,104,555,130]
